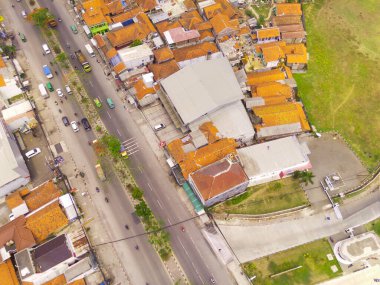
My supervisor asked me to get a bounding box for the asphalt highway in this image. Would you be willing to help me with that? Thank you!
[3,0,236,284]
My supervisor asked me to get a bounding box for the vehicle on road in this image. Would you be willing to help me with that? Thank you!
[42,43,51,54]
[18,32,26,42]
[21,10,27,18]
[47,18,57,28]
[105,197,109,203]
[85,44,95,57]
[94,98,102,108]
[25,148,41,158]
[65,85,73,94]
[70,25,78,34]
[43,65,53,79]
[62,116,70,126]
[180,226,185,232]
[83,24,92,39]
[74,50,92,72]
[56,88,63,97]
[46,82,54,92]
[9,213,15,221]
[154,123,166,131]
[38,83,49,98]
[81,117,91,131]
[125,224,129,229]
[95,163,106,181]
[106,98,115,109]
[71,121,79,132]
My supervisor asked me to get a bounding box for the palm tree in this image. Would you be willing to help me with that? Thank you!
[292,170,315,186]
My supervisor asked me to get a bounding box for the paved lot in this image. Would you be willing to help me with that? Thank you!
[141,101,182,143]
[299,133,368,208]
[318,264,380,285]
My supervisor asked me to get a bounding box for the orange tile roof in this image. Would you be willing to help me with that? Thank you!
[275,3,302,16]
[204,3,223,19]
[155,20,182,37]
[199,122,220,143]
[111,7,143,23]
[253,102,310,131]
[168,138,237,179]
[281,30,306,40]
[68,279,86,285]
[0,216,36,252]
[6,191,24,209]
[261,45,285,62]
[257,28,280,39]
[179,10,203,30]
[239,26,250,36]
[195,21,213,31]
[82,6,107,27]
[172,42,219,62]
[24,181,61,212]
[0,260,19,285]
[183,0,197,10]
[113,62,126,74]
[282,43,307,64]
[133,78,157,100]
[0,57,6,68]
[26,202,69,243]
[210,13,239,35]
[106,48,118,59]
[254,40,286,53]
[149,60,180,81]
[41,274,66,285]
[204,0,237,19]
[272,15,301,26]
[190,158,247,202]
[0,75,5,87]
[135,0,157,12]
[278,24,304,33]
[246,69,286,86]
[153,47,174,63]
[253,82,293,99]
[199,30,214,40]
[93,34,106,48]
[262,95,289,105]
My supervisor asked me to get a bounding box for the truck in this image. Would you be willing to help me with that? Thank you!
[42,65,53,79]
[74,50,92,72]
[95,164,106,181]
[84,44,95,57]
[38,83,49,98]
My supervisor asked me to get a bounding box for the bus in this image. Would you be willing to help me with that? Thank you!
[82,25,92,39]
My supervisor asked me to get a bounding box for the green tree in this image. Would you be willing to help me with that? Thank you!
[292,170,315,185]
[53,45,61,54]
[30,8,50,27]
[258,15,265,27]
[130,39,143,47]
[132,187,143,200]
[56,52,67,64]
[245,9,254,18]
[101,134,121,157]
[0,45,16,57]
[135,201,151,219]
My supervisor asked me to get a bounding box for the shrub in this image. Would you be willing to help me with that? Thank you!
[132,187,143,200]
[245,9,254,18]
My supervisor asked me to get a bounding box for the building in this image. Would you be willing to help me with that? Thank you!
[0,120,30,197]
[209,13,239,39]
[172,42,223,68]
[189,156,249,207]
[274,3,302,16]
[117,43,154,70]
[237,136,311,186]
[0,260,19,285]
[163,27,200,48]
[1,100,37,132]
[256,28,281,43]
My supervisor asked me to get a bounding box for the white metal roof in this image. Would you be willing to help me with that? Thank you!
[161,57,244,125]
[118,43,153,62]
[2,100,33,121]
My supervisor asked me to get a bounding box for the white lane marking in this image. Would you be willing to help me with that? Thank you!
[178,239,204,284]
[116,129,121,137]
[157,199,163,209]
[147,183,153,192]
[167,218,172,225]
[106,111,111,119]
[99,97,103,102]
[178,239,190,258]
[89,81,93,87]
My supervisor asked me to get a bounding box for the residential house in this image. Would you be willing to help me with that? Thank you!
[188,156,249,207]
[0,58,24,109]
[179,11,214,42]
[0,260,19,285]
[237,136,311,186]
[135,0,158,12]
[116,43,154,70]
[81,0,116,35]
[172,42,223,68]
[210,13,239,39]
[248,81,293,107]
[256,28,281,43]
[246,68,287,86]
[272,15,302,26]
[282,43,308,71]
[253,102,311,138]
[1,100,37,132]
[148,60,180,81]
[163,27,200,48]
[274,3,302,16]
[259,45,285,69]
[0,120,30,197]
[278,24,306,43]
[153,47,174,63]
[131,74,159,106]
[202,0,237,20]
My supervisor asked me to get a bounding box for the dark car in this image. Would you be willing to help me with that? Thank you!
[81,117,91,131]
[62,116,70,126]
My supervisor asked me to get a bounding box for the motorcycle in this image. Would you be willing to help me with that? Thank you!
[96,187,100,192]
[125,224,129,230]
[105,197,109,203]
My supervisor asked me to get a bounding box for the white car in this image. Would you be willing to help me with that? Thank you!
[21,10,27,18]
[65,85,73,94]
[56,88,63,97]
[25,148,41,158]
[154,123,166,131]
[9,213,15,221]
[71,121,79,132]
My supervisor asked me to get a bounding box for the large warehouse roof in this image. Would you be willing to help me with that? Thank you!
[161,57,244,125]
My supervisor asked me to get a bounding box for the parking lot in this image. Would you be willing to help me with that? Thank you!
[299,133,369,208]
[141,101,182,143]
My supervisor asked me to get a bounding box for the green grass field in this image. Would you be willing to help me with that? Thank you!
[365,218,380,237]
[294,0,380,171]
[243,239,342,285]
[210,178,308,215]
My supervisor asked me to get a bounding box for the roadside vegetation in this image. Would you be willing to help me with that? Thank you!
[365,218,380,237]
[243,239,342,285]
[295,0,380,171]
[211,178,308,215]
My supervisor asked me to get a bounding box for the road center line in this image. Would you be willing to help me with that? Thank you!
[157,199,163,209]
[116,129,121,137]
[106,111,111,119]
[147,183,153,192]
[167,218,172,225]
[89,81,93,87]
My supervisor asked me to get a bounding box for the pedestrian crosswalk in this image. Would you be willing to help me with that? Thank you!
[120,137,139,156]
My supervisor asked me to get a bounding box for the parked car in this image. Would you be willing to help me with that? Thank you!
[62,116,70,126]
[46,82,54,92]
[154,123,166,131]
[25,148,41,158]
[81,117,91,131]
[71,121,79,132]
[106,98,115,109]
[56,88,63,97]
[42,43,51,54]
[70,25,78,34]
[94,98,102,108]
[65,85,73,94]
[21,10,27,18]
[18,32,26,42]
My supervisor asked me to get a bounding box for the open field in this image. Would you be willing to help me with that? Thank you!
[210,178,308,215]
[243,239,342,285]
[294,0,380,171]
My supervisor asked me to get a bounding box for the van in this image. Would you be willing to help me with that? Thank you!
[83,25,92,39]
[65,85,73,94]
[42,43,51,55]
[25,148,41,158]
[38,83,49,98]
[106,98,115,109]
[46,82,54,92]
[85,44,95,57]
